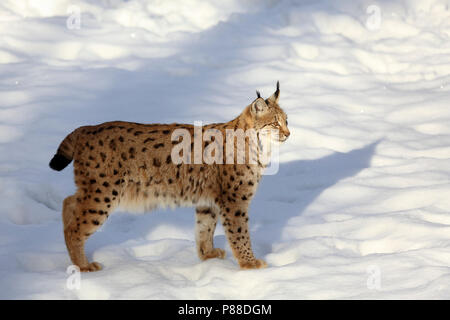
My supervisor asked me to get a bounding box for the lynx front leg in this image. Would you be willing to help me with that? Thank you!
[195,206,225,261]
[218,202,267,269]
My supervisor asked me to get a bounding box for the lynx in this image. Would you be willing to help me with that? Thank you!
[50,82,289,272]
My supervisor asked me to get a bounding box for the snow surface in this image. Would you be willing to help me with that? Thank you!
[1,0,450,299]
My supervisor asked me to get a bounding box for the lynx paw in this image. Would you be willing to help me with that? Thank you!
[239,259,267,270]
[200,248,226,261]
[79,262,103,272]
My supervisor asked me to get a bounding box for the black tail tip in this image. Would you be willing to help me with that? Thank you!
[49,154,71,171]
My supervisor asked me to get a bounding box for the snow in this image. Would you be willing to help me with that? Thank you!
[1,0,450,299]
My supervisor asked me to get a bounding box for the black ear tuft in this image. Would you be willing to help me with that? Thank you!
[256,90,261,98]
[275,81,280,98]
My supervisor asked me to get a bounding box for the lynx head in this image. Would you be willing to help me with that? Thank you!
[249,81,290,142]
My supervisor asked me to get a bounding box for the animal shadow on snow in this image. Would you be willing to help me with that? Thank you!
[251,141,379,255]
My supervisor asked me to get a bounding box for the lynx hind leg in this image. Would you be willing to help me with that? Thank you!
[195,206,225,261]
[63,194,111,272]
[62,195,76,229]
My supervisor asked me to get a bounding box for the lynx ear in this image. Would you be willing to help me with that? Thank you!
[267,81,280,103]
[251,98,268,116]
